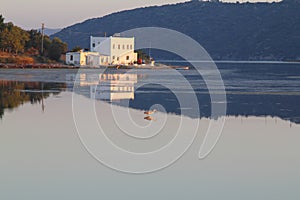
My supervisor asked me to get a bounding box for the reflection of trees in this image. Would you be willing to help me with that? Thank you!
[0,81,66,118]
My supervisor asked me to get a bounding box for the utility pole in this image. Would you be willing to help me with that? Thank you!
[41,82,45,113]
[41,23,45,55]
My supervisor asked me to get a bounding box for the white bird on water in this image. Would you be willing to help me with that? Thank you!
[144,109,157,115]
[143,109,157,121]
[144,116,155,121]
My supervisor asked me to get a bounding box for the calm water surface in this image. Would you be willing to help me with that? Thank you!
[0,63,299,200]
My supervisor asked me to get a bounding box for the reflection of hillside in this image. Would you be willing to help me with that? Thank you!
[129,90,300,124]
[0,81,66,118]
[67,71,300,124]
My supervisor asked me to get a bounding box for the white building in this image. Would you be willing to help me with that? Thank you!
[66,50,110,66]
[66,34,137,66]
[90,35,137,65]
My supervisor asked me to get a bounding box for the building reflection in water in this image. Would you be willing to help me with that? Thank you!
[67,73,138,102]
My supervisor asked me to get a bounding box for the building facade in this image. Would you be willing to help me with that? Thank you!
[66,34,137,66]
[90,35,137,65]
[66,51,110,66]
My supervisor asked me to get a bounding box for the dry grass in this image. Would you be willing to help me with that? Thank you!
[0,51,35,64]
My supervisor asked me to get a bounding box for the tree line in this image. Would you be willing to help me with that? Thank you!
[0,14,67,61]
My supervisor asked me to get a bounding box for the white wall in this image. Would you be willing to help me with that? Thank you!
[91,36,137,65]
[90,36,107,51]
[66,52,81,65]
[111,37,135,64]
[66,51,101,66]
[91,36,111,56]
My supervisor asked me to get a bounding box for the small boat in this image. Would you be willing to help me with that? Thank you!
[173,66,189,70]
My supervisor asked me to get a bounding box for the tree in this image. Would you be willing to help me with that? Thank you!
[0,14,4,30]
[0,15,4,49]
[48,37,67,61]
[71,46,82,52]
[136,50,150,61]
[11,26,29,53]
[0,22,29,53]
[26,29,42,50]
[0,28,13,52]
[42,37,52,56]
[0,15,69,63]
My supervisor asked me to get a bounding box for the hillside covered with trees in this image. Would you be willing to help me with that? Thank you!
[0,15,67,63]
[52,0,300,61]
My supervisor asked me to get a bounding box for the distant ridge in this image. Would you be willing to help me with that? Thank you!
[38,28,61,36]
[52,0,300,61]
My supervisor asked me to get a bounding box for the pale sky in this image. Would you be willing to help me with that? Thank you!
[1,0,187,29]
[0,0,281,30]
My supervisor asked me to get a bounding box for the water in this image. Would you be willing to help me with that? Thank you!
[1,63,299,122]
[0,63,300,199]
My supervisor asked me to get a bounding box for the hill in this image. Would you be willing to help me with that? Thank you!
[52,0,300,61]
[38,28,61,36]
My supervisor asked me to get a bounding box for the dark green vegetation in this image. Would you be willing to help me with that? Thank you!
[0,81,66,118]
[0,15,67,62]
[70,46,83,52]
[52,0,300,61]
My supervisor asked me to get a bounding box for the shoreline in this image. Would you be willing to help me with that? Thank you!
[1,60,299,70]
[0,63,189,70]
[0,63,79,69]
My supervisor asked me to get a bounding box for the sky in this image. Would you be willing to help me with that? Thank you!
[1,0,281,30]
[1,0,186,29]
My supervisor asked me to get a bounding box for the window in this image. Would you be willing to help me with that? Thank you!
[127,45,129,49]
[130,45,133,50]
[126,56,130,60]
[70,55,73,61]
[92,43,95,47]
[113,44,115,49]
[123,45,125,50]
[117,57,119,61]
[112,56,115,60]
[118,45,120,49]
